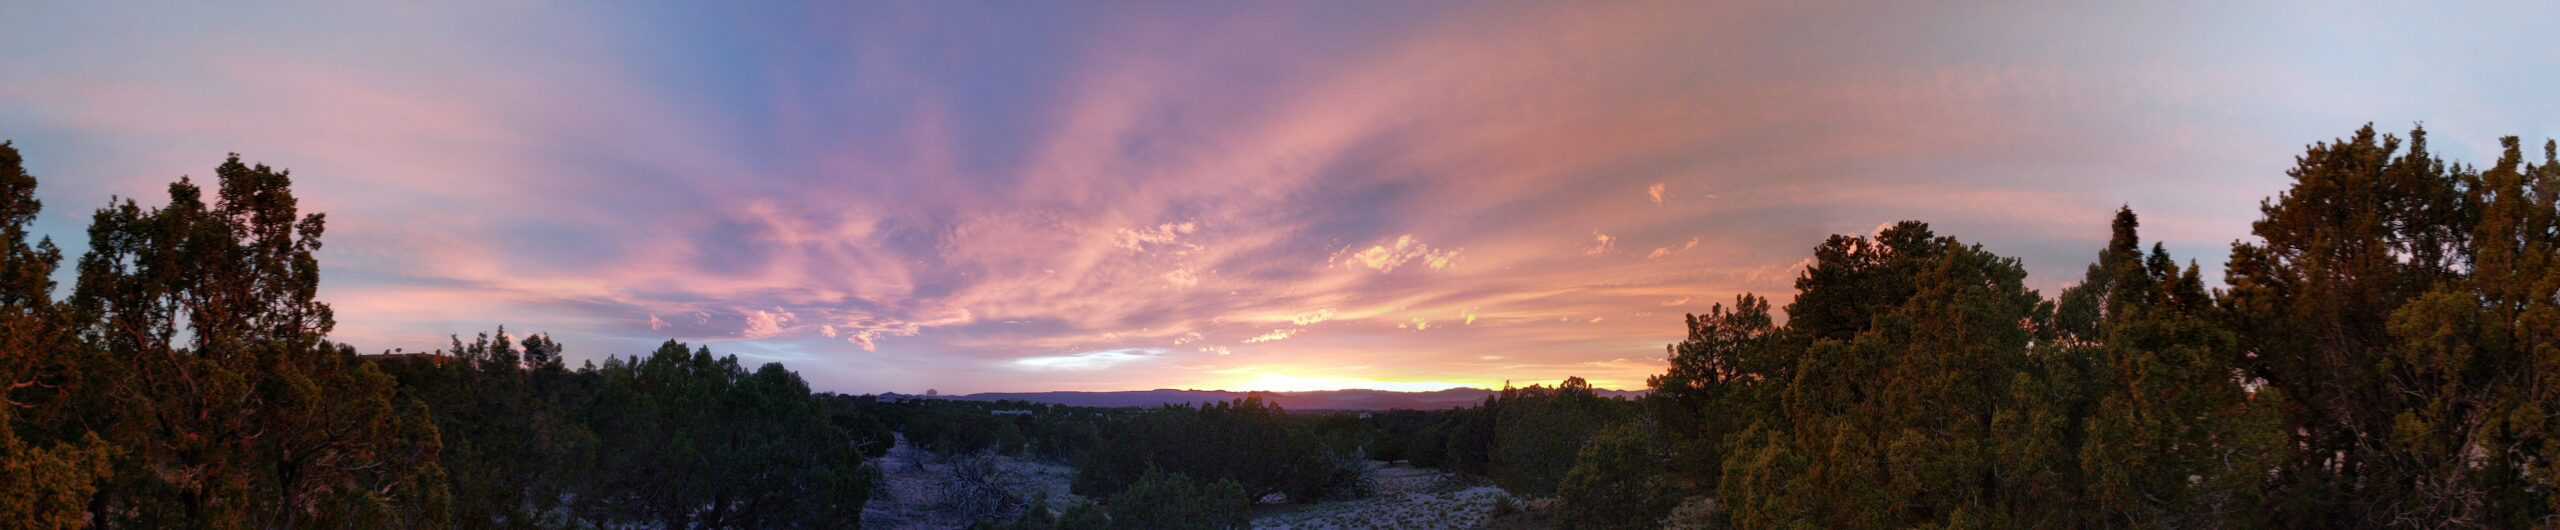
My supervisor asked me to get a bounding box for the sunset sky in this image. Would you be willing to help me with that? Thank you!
[3,2,2555,393]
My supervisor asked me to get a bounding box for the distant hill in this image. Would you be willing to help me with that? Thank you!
[903,387,1647,411]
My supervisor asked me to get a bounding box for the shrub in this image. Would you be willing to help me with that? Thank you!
[1557,420,1679,530]
[1108,469,1250,530]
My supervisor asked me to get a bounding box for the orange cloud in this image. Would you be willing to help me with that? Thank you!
[1584,232,1617,255]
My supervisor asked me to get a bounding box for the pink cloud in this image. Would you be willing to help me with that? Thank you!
[2,1,2355,393]
[1584,232,1617,255]
[1333,235,1460,273]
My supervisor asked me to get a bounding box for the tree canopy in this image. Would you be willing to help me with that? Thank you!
[1584,125,2560,529]
[0,146,879,529]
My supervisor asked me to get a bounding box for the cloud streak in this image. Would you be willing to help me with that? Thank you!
[6,1,2555,393]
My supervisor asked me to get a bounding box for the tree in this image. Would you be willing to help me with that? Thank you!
[2222,126,2560,526]
[1072,396,1364,503]
[1646,293,1789,492]
[567,340,871,529]
[1107,469,1249,530]
[2368,135,2560,526]
[0,140,113,530]
[0,405,109,530]
[373,328,593,529]
[1557,419,1679,530]
[1490,377,1625,496]
[1720,222,2057,528]
[2221,125,2454,526]
[64,154,446,528]
[1785,221,1954,342]
[2068,207,2288,528]
[2,146,891,529]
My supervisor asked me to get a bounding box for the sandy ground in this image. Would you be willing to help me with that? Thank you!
[861,438,1518,530]
[860,433,1082,530]
[1250,462,1519,530]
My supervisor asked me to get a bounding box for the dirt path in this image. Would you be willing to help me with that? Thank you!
[860,433,1082,530]
[1250,462,1518,530]
[864,440,1514,530]
[860,433,950,529]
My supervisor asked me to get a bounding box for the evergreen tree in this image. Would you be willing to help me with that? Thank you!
[2219,126,2560,526]
[2365,136,2560,526]
[374,328,592,529]
[0,140,113,529]
[1720,222,2055,528]
[564,340,871,529]
[1106,469,1249,530]
[1556,419,1679,530]
[1645,294,1788,492]
[1490,377,1623,496]
[1785,221,1954,342]
[1071,396,1363,503]
[63,154,446,528]
[2068,208,2288,528]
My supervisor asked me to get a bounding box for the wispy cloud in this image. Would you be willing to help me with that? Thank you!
[1113,221,1201,253]
[7,1,2533,392]
[1335,235,1461,273]
[1290,308,1338,326]
[741,308,797,339]
[1011,348,1164,371]
[1244,329,1298,344]
[1584,232,1617,255]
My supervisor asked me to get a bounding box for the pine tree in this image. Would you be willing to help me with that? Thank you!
[2221,126,2536,526]
[2068,208,2288,528]
[2370,136,2560,526]
[1721,222,2053,528]
[1557,419,1679,530]
[0,140,113,530]
[1107,469,1249,530]
[66,154,446,528]
[1646,294,1789,492]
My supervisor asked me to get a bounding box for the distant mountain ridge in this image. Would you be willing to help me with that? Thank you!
[892,387,1647,411]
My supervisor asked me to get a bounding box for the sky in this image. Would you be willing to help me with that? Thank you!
[3,2,2556,394]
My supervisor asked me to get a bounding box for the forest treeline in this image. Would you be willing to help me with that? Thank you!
[8,124,2560,529]
[977,125,2560,529]
[1533,125,2560,529]
[0,144,878,529]
[867,394,1372,528]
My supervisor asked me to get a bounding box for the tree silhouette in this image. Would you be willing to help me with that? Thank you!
[59,154,444,528]
[2222,126,2560,526]
[0,140,113,530]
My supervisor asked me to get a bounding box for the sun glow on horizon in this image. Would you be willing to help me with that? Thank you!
[1210,369,1486,393]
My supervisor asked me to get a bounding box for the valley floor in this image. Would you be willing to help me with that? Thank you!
[862,435,1524,530]
[1249,462,1518,530]
[860,434,1082,530]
